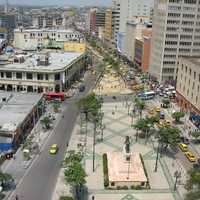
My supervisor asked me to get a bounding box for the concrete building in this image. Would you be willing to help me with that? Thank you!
[149,0,200,83]
[0,50,87,93]
[0,12,16,40]
[104,9,113,42]
[0,92,43,151]
[87,8,105,36]
[32,14,64,29]
[112,0,153,44]
[176,56,200,115]
[123,21,151,62]
[134,29,152,72]
[13,28,84,50]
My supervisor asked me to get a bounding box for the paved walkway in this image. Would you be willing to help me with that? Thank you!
[52,99,187,200]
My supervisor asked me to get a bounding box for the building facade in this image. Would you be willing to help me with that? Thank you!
[104,9,113,42]
[0,92,43,151]
[13,28,84,50]
[88,8,105,37]
[112,0,153,44]
[176,56,200,115]
[149,0,200,83]
[0,50,87,93]
[134,29,152,72]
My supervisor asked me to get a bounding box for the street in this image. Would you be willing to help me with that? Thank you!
[9,71,96,200]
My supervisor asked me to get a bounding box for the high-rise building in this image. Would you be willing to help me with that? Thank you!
[104,9,113,42]
[87,8,105,36]
[112,0,154,44]
[149,0,200,83]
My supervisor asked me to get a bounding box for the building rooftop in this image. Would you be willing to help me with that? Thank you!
[0,50,84,72]
[14,28,76,33]
[107,152,147,183]
[0,92,42,133]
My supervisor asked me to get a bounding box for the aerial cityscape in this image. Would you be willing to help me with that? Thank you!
[0,0,199,200]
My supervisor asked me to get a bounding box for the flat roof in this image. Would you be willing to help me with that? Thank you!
[0,92,42,133]
[14,28,76,33]
[0,51,84,72]
[181,56,200,66]
[107,152,147,183]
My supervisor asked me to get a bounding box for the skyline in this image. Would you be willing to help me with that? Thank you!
[0,0,112,6]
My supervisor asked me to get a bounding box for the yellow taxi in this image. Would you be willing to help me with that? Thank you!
[179,143,188,152]
[155,122,163,129]
[155,107,161,113]
[163,120,171,127]
[185,151,197,162]
[49,144,59,155]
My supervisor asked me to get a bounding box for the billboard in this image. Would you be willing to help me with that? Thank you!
[64,42,86,53]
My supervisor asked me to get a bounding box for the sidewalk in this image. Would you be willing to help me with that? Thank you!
[1,102,64,199]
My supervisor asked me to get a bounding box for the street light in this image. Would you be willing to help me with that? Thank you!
[154,141,160,172]
[174,170,181,191]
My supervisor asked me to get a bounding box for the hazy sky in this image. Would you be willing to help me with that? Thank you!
[0,0,112,6]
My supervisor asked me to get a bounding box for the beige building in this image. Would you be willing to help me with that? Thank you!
[0,50,87,93]
[176,57,200,115]
[104,9,113,42]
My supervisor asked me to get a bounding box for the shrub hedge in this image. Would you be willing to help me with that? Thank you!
[103,153,109,188]
[139,154,150,189]
[59,196,74,200]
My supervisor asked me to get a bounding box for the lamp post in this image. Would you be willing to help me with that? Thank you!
[154,141,160,172]
[174,170,181,191]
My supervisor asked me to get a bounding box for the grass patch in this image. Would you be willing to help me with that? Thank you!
[103,153,109,188]
[59,196,74,200]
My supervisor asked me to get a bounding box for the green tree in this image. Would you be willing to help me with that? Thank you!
[77,93,102,121]
[162,98,170,108]
[40,116,52,129]
[134,98,146,118]
[0,171,13,188]
[172,111,185,123]
[191,131,200,142]
[64,152,86,200]
[185,168,200,200]
[133,117,153,142]
[157,126,181,153]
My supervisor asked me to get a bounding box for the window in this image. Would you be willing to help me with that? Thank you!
[111,182,115,186]
[37,73,44,80]
[54,73,60,80]
[189,69,192,75]
[16,72,22,79]
[26,73,33,80]
[194,71,196,79]
[0,72,4,78]
[6,72,12,78]
[45,74,49,80]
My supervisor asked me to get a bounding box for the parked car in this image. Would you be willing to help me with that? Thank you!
[185,151,197,162]
[179,143,188,152]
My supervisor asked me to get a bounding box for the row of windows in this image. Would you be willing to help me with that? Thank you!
[0,72,49,81]
[181,65,200,81]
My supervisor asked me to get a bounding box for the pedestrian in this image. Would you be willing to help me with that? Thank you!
[92,196,95,200]
[15,195,19,200]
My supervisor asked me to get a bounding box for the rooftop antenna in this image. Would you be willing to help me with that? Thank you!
[4,0,8,13]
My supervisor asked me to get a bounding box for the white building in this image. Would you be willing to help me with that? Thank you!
[112,0,154,44]
[0,50,87,93]
[13,28,84,50]
[149,0,200,83]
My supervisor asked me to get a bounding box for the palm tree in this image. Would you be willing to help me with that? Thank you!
[40,116,52,129]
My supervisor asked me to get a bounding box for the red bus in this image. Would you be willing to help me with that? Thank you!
[45,92,65,101]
